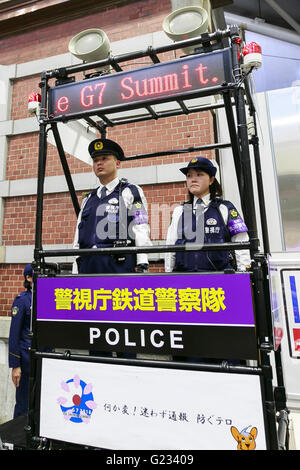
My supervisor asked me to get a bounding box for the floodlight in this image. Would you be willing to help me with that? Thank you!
[162,6,208,54]
[68,28,111,70]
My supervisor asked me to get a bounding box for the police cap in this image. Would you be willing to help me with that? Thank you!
[23,264,33,278]
[179,157,217,177]
[88,139,125,161]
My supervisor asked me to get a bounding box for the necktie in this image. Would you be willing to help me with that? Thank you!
[100,186,107,199]
[195,198,204,227]
[195,198,204,215]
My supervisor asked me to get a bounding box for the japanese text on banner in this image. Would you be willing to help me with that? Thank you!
[54,287,226,313]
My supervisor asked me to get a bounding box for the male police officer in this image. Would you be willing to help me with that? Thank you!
[73,138,151,274]
[8,264,32,418]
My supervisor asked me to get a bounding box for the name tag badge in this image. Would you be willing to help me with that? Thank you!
[108,198,118,205]
[206,218,217,226]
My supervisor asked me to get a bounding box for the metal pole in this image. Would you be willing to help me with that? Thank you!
[244,78,270,255]
[230,27,278,448]
[231,28,258,247]
[250,123,271,254]
[29,71,50,448]
[36,240,251,259]
[222,91,245,199]
[127,142,232,161]
[46,29,232,79]
[34,350,263,375]
[274,345,289,449]
[50,123,80,217]
[34,72,48,266]
[252,254,279,449]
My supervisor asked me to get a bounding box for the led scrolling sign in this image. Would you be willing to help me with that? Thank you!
[48,48,232,119]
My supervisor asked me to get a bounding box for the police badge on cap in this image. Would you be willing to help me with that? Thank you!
[179,157,217,177]
[88,139,125,161]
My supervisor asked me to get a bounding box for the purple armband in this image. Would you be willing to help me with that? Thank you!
[132,209,148,225]
[228,217,248,236]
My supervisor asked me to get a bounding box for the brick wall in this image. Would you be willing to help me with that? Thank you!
[0,0,170,65]
[2,182,188,245]
[6,135,91,180]
[1,0,216,317]
[0,264,28,316]
[6,114,215,181]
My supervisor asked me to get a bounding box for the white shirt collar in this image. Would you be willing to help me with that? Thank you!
[97,176,120,196]
[193,193,211,207]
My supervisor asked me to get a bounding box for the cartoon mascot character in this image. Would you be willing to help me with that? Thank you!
[231,426,258,450]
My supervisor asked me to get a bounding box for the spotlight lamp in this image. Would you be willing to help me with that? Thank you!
[68,28,111,71]
[162,6,209,55]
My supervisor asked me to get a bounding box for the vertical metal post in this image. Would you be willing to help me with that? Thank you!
[274,345,289,449]
[252,257,279,449]
[222,91,245,201]
[230,27,278,448]
[262,352,280,449]
[250,117,271,254]
[230,28,258,245]
[243,77,270,255]
[34,72,48,266]
[28,71,49,447]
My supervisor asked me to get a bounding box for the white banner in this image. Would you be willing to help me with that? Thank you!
[282,269,300,358]
[39,358,267,450]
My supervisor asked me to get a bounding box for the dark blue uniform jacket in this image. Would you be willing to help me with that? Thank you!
[78,181,145,274]
[174,199,247,272]
[8,289,31,374]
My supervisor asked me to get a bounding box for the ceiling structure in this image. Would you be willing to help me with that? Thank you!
[0,0,300,39]
[0,0,137,37]
[223,0,300,35]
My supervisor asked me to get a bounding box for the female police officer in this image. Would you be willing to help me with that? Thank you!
[165,157,251,272]
[73,138,151,274]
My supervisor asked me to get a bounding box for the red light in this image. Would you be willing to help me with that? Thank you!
[28,92,41,103]
[243,42,262,56]
[233,36,242,45]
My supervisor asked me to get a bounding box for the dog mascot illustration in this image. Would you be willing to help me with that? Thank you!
[231,425,258,450]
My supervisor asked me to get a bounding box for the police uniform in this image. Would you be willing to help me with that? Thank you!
[165,158,251,272]
[73,139,151,274]
[8,264,32,418]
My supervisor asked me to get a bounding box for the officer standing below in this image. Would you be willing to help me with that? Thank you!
[165,157,251,272]
[73,138,151,274]
[8,264,33,419]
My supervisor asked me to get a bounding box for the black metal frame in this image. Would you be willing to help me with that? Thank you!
[23,26,289,450]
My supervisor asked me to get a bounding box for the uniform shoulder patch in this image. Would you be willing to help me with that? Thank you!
[11,306,19,316]
[81,191,90,200]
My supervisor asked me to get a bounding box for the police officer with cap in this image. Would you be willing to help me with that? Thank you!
[8,264,33,418]
[165,156,251,272]
[73,138,151,274]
